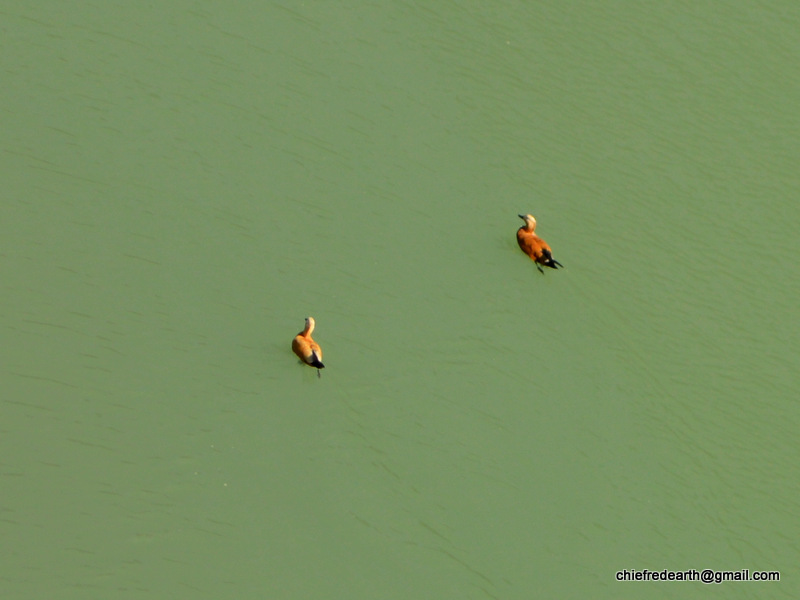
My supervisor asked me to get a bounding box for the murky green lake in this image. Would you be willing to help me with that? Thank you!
[3,2,798,598]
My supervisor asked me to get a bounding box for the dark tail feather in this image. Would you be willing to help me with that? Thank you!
[309,352,325,369]
[541,249,562,269]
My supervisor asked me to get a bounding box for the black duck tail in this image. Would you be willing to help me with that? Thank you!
[541,249,562,269]
[309,352,325,369]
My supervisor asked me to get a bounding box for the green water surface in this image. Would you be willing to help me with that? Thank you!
[3,2,799,598]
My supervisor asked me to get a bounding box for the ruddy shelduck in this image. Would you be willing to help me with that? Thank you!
[292,316,325,377]
[517,214,563,273]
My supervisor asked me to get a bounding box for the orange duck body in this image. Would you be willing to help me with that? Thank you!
[292,316,325,376]
[516,214,562,273]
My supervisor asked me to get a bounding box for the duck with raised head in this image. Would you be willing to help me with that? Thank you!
[292,317,325,377]
[516,214,563,274]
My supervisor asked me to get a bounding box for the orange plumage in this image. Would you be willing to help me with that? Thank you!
[292,317,325,377]
[516,214,562,273]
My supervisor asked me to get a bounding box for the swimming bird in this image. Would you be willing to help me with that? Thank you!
[517,214,563,273]
[292,317,325,377]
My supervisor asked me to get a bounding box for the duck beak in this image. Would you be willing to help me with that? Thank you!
[518,214,526,220]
